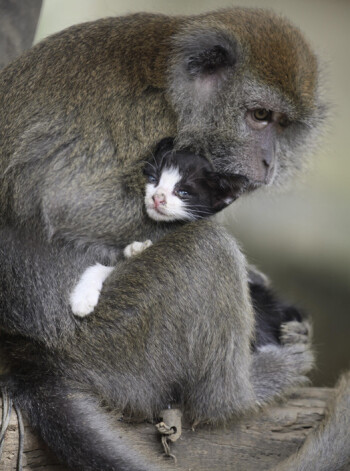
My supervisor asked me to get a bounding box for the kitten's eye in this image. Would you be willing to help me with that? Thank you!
[175,189,189,198]
[147,175,157,184]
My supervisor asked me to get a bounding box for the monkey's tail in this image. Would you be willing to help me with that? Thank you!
[271,370,350,471]
[5,376,162,471]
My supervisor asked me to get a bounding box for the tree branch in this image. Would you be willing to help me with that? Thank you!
[0,387,333,471]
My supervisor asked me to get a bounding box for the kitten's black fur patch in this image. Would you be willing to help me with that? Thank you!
[250,281,306,349]
[144,138,248,218]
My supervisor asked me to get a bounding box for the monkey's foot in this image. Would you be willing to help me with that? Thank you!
[253,319,314,404]
[253,342,315,405]
[280,320,312,346]
[124,240,153,258]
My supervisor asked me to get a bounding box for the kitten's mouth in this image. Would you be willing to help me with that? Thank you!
[146,204,174,222]
[150,204,166,215]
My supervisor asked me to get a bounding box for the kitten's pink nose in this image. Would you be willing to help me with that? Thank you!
[152,193,166,208]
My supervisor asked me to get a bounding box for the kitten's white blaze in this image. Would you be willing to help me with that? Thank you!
[144,166,191,221]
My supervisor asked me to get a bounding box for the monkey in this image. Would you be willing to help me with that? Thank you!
[0,8,329,471]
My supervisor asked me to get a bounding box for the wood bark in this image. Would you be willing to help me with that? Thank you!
[0,387,334,471]
[0,0,42,70]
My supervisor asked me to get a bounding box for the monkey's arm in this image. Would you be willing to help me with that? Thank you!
[0,228,90,342]
[69,240,153,317]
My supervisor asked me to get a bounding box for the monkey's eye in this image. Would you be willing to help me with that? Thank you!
[252,109,272,121]
[146,175,157,184]
[175,189,190,198]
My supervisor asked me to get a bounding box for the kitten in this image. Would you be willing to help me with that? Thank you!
[143,137,247,222]
[70,139,247,317]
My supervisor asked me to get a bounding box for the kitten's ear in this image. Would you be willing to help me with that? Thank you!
[144,137,175,175]
[154,137,175,157]
[143,161,154,177]
[205,172,249,211]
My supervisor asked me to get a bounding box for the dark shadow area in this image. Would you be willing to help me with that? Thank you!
[233,238,350,387]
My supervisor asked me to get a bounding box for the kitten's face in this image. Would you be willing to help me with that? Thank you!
[144,164,193,221]
[143,145,248,222]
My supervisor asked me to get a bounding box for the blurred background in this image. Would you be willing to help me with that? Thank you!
[35,0,349,387]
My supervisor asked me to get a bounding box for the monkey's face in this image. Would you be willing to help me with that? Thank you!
[169,10,326,193]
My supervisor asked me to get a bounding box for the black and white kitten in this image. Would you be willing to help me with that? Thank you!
[143,137,248,222]
[70,139,247,317]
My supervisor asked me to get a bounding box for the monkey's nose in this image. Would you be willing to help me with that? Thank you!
[152,193,166,208]
[262,149,273,168]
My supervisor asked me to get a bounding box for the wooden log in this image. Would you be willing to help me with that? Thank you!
[0,387,333,471]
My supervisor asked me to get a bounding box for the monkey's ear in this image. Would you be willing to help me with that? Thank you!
[205,172,249,211]
[171,30,238,98]
[186,43,236,79]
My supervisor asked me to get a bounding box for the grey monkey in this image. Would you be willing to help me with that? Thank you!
[0,8,329,471]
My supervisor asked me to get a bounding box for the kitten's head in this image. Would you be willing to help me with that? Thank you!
[143,138,248,222]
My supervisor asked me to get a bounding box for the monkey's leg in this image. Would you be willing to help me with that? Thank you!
[250,323,314,405]
[247,265,314,402]
[94,220,314,423]
[10,377,162,471]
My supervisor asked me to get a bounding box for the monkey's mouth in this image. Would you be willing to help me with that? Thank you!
[244,179,265,193]
[225,174,263,196]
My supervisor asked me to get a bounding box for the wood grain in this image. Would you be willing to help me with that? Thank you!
[0,387,333,471]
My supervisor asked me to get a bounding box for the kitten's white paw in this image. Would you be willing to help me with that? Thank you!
[124,240,153,258]
[70,263,114,317]
[70,288,101,317]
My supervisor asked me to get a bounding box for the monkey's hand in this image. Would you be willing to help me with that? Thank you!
[251,319,314,405]
[280,320,312,345]
[123,240,153,258]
